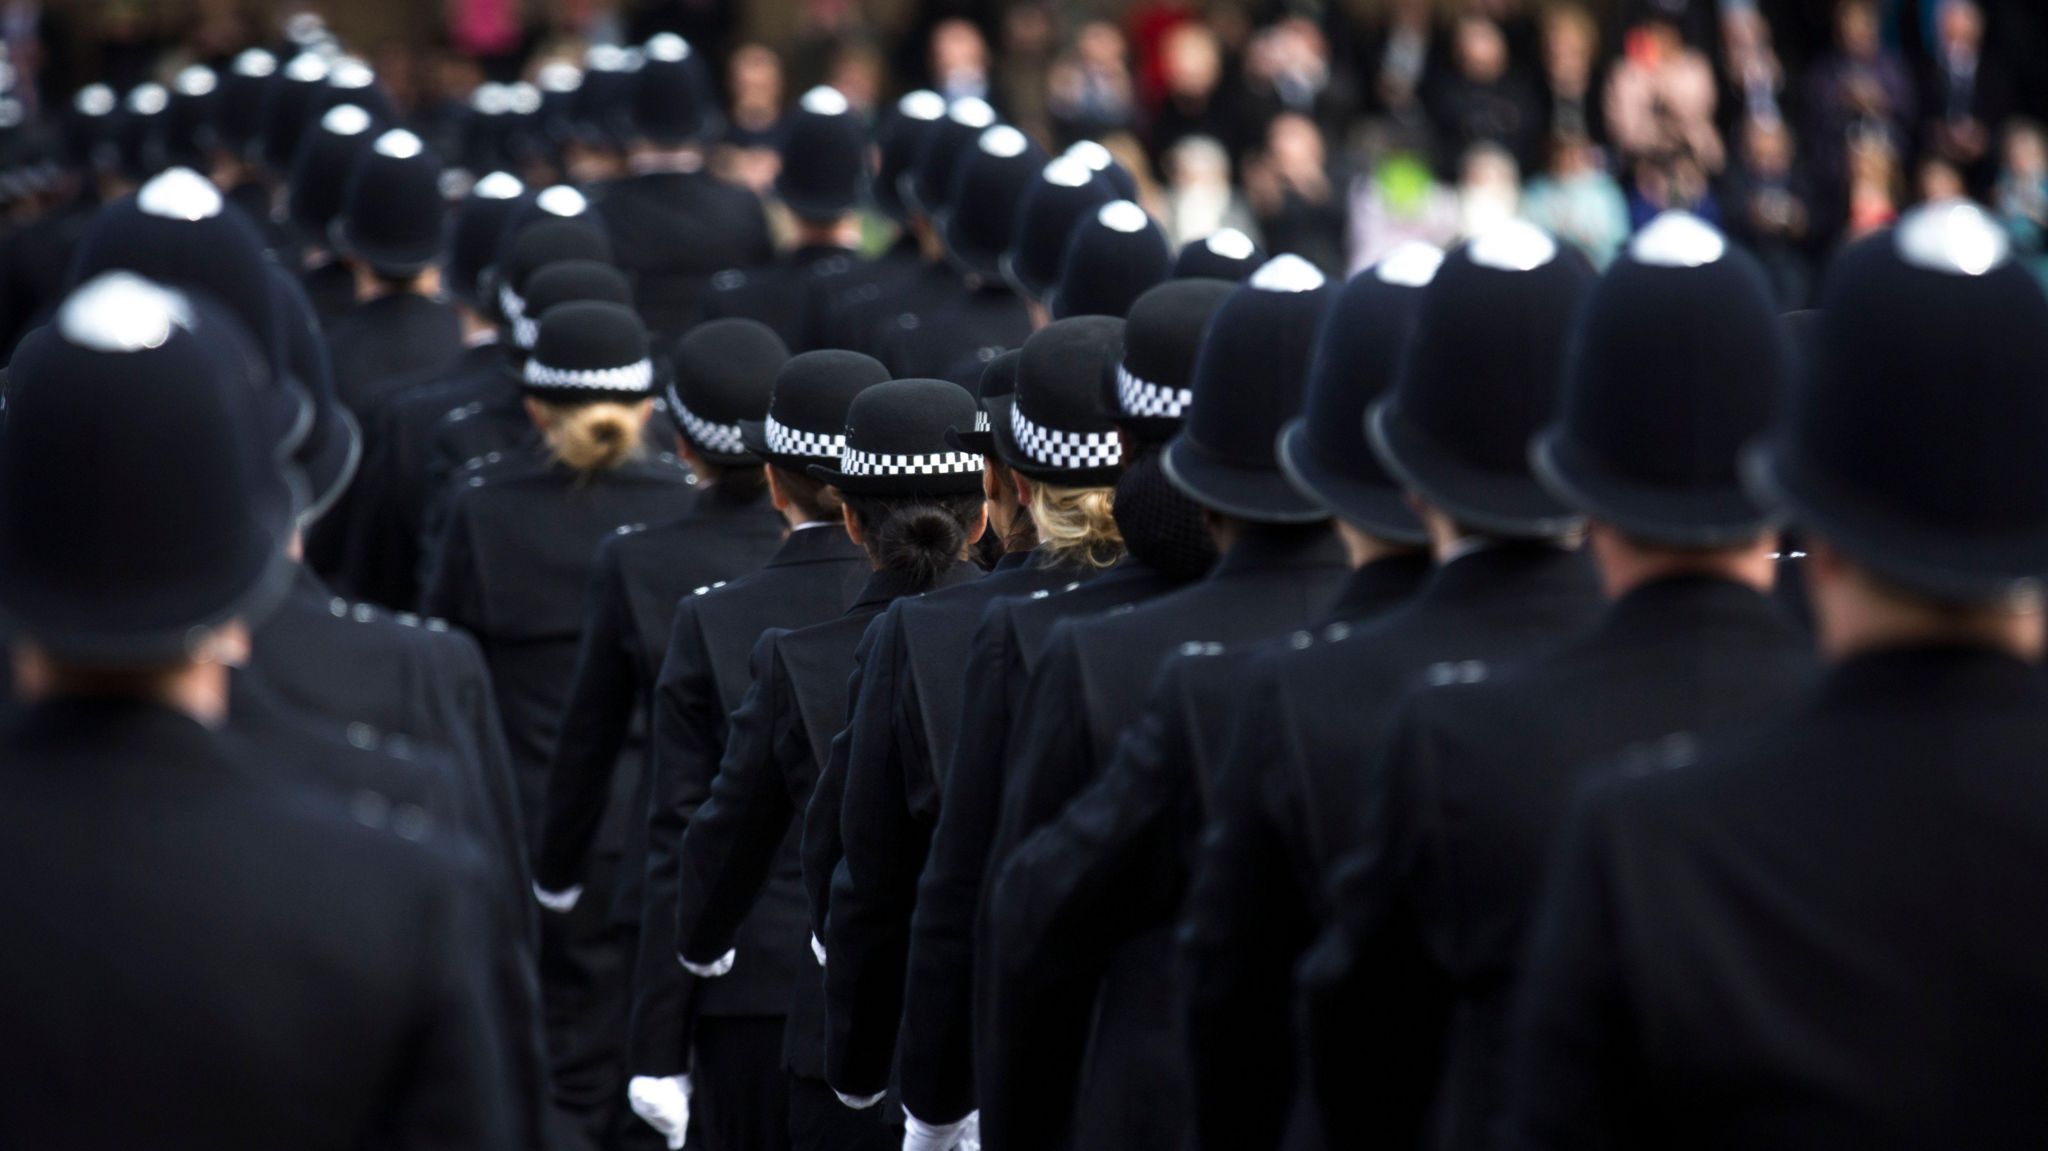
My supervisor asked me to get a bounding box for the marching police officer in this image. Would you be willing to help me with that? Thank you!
[1044,199,1172,321]
[673,379,990,1151]
[1504,201,2048,1150]
[1001,152,1119,327]
[1171,227,1265,281]
[630,350,891,1150]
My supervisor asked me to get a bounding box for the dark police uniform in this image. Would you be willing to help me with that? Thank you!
[701,245,865,351]
[322,289,465,417]
[592,168,773,340]
[880,282,1033,387]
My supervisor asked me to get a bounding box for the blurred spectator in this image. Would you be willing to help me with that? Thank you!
[1347,127,1459,270]
[1352,0,1438,127]
[1843,132,1904,238]
[1520,132,1629,266]
[1625,149,1720,230]
[1916,154,1968,201]
[1540,5,1603,146]
[1994,118,2048,280]
[1922,0,2010,196]
[997,3,1056,141]
[1161,134,1258,247]
[1804,0,1916,192]
[1725,115,1817,306]
[1453,141,1521,238]
[1422,14,1546,178]
[1719,3,1787,130]
[931,17,991,102]
[1149,20,1251,170]
[715,43,784,194]
[1242,17,1339,130]
[1604,15,1723,174]
[1049,20,1137,144]
[824,38,886,115]
[1244,110,1346,274]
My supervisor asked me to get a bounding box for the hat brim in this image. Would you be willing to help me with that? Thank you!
[330,217,442,280]
[1367,400,1583,540]
[1161,434,1327,523]
[737,418,833,473]
[296,402,364,527]
[664,380,758,467]
[807,461,986,498]
[1277,420,1426,545]
[1743,440,2048,602]
[997,250,1050,304]
[945,426,997,455]
[1531,428,1772,549]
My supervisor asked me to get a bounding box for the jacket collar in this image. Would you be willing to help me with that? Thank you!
[1819,643,2048,715]
[849,559,982,612]
[1592,574,1801,648]
[1209,523,1349,582]
[690,479,774,518]
[769,522,865,568]
[1327,551,1434,624]
[1411,540,1598,613]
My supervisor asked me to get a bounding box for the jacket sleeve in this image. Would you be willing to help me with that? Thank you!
[534,541,639,891]
[899,605,1015,1125]
[628,600,720,1078]
[674,634,797,966]
[824,616,935,1098]
[1295,696,1453,1150]
[801,617,885,945]
[990,624,1099,860]
[419,491,482,635]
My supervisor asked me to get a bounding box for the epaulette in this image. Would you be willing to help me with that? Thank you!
[442,400,485,425]
[614,523,648,536]
[1614,731,1701,778]
[710,269,748,292]
[896,312,921,332]
[1176,641,1226,658]
[1421,660,1490,687]
[691,580,730,597]
[811,254,855,278]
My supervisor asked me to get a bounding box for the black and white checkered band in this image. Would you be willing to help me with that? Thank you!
[513,311,539,349]
[764,414,845,461]
[500,282,526,323]
[524,358,655,393]
[975,410,992,432]
[671,398,747,455]
[1117,365,1191,420]
[838,446,984,477]
[1009,403,1121,471]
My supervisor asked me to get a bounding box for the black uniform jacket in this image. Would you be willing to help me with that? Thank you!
[987,553,1432,1151]
[897,561,1182,1126]
[673,561,981,1081]
[323,291,465,417]
[422,451,697,843]
[631,524,869,1077]
[822,550,1104,1098]
[0,697,515,1151]
[1504,644,2048,1151]
[701,244,872,351]
[980,524,1351,1151]
[1174,543,1603,1151]
[1293,576,1814,1151]
[881,280,1034,386]
[592,170,773,339]
[533,481,785,902]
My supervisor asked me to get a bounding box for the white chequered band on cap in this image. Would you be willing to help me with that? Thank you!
[672,399,747,456]
[839,447,983,477]
[765,415,845,461]
[1117,365,1190,420]
[975,410,992,432]
[500,282,526,323]
[524,358,655,393]
[513,311,539,350]
[1010,403,1120,471]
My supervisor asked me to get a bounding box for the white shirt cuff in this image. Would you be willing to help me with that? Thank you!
[679,947,736,977]
[836,1088,886,1109]
[533,882,583,912]
[812,932,827,966]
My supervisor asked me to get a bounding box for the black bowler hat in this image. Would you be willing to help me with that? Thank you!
[1368,220,1596,538]
[573,44,640,148]
[332,129,446,278]
[741,350,894,471]
[874,90,948,223]
[1745,201,2048,600]
[1063,139,1139,200]
[810,377,987,497]
[1278,242,1439,543]
[117,83,170,181]
[70,168,310,457]
[668,319,789,464]
[216,49,277,159]
[289,103,380,241]
[309,57,399,132]
[266,263,362,526]
[630,34,718,146]
[983,317,1126,488]
[946,348,1018,456]
[1113,277,1235,444]
[447,172,528,308]
[1049,200,1171,320]
[903,97,996,221]
[64,84,120,174]
[514,260,634,351]
[1002,155,1116,302]
[0,273,295,663]
[1162,256,1334,521]
[523,302,658,405]
[535,61,585,147]
[940,125,1048,281]
[492,208,612,330]
[260,52,330,174]
[1534,213,1789,548]
[1172,229,1265,281]
[776,86,869,221]
[163,66,221,168]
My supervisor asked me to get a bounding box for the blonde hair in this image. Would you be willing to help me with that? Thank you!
[1030,481,1124,569]
[537,400,648,473]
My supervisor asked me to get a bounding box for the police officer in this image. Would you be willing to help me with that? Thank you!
[894,276,1232,1143]
[630,350,891,1150]
[1176,220,1606,1149]
[810,91,949,358]
[980,255,1355,1151]
[1504,201,2048,1150]
[1044,199,1172,320]
[594,33,772,340]
[287,100,383,323]
[1170,227,1265,281]
[0,271,515,1148]
[822,319,1132,1137]
[673,379,990,1151]
[1001,152,1119,328]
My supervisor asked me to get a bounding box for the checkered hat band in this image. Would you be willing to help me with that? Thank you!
[513,312,539,349]
[839,446,984,477]
[524,357,655,393]
[765,414,845,461]
[975,410,991,432]
[499,282,526,323]
[1009,403,1121,471]
[673,399,747,455]
[1118,365,1191,420]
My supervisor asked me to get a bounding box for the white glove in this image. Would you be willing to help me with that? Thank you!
[811,933,827,966]
[904,1109,980,1151]
[627,1075,692,1150]
[532,882,582,913]
[836,1088,886,1109]
[679,947,735,977]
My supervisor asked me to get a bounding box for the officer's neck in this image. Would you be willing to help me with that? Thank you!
[790,216,861,251]
[13,646,233,729]
[1810,547,2045,665]
[1588,523,1776,600]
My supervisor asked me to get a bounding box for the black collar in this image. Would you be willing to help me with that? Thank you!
[849,559,982,611]
[1411,540,1596,611]
[769,525,864,568]
[1819,643,2048,714]
[1327,551,1433,623]
[1209,523,1348,581]
[1593,574,1800,647]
